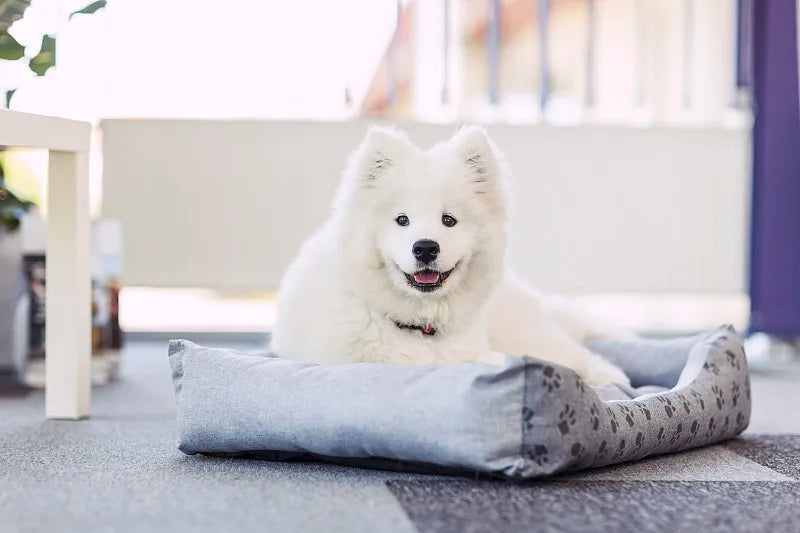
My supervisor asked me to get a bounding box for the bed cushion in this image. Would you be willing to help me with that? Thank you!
[168,325,750,479]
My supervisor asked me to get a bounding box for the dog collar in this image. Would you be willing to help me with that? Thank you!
[394,321,436,336]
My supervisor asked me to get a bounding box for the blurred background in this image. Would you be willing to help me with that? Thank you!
[0,0,797,385]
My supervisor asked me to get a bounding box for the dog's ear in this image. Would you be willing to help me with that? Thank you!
[354,126,412,184]
[450,125,498,186]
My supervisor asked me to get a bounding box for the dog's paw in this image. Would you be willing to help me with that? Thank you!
[582,358,630,387]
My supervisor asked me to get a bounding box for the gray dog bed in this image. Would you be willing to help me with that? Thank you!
[168,325,750,479]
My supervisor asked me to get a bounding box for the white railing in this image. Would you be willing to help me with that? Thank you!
[0,109,91,420]
[411,0,752,125]
[100,119,750,295]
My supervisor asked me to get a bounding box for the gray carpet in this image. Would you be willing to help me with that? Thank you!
[1,340,799,533]
[387,480,800,533]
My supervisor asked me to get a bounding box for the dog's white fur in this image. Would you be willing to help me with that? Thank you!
[271,126,629,386]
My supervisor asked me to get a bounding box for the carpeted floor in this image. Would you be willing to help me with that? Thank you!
[1,340,800,533]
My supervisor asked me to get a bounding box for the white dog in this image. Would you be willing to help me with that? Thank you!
[271,126,629,386]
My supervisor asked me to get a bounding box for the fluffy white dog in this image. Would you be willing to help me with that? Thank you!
[271,126,629,386]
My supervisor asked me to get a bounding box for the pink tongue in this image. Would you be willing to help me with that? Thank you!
[414,271,440,284]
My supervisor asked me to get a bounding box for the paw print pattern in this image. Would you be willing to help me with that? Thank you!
[736,412,747,432]
[725,349,741,370]
[636,404,652,421]
[711,385,725,410]
[528,444,549,466]
[731,382,740,407]
[704,417,717,440]
[606,406,619,433]
[522,406,535,430]
[529,337,750,468]
[596,440,609,462]
[686,420,700,445]
[633,432,645,453]
[613,439,627,460]
[540,366,562,392]
[669,423,683,445]
[721,415,730,435]
[676,394,692,414]
[574,376,586,395]
[570,442,586,461]
[657,396,676,418]
[619,405,635,427]
[690,390,706,410]
[589,403,600,431]
[557,405,577,435]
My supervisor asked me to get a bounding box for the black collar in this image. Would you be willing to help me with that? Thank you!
[394,321,436,336]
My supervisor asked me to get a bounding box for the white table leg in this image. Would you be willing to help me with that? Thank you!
[45,150,91,419]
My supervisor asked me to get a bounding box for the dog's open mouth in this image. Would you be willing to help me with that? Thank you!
[403,266,457,292]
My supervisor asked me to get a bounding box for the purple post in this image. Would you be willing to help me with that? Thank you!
[749,0,800,334]
[488,0,501,106]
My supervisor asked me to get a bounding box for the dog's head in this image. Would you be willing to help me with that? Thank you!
[336,126,509,300]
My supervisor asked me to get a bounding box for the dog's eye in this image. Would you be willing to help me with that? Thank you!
[442,214,457,227]
[396,215,410,227]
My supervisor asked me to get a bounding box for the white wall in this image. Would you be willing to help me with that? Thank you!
[101,120,750,293]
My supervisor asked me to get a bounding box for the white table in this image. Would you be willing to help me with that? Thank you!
[0,109,92,419]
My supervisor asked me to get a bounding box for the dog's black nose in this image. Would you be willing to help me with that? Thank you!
[412,240,440,263]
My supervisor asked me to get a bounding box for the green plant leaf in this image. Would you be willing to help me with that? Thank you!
[0,210,22,232]
[0,182,31,230]
[68,0,107,20]
[28,34,55,76]
[0,187,30,209]
[0,0,33,33]
[4,88,15,108]
[0,29,25,60]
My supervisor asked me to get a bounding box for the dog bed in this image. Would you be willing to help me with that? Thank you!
[168,325,750,479]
